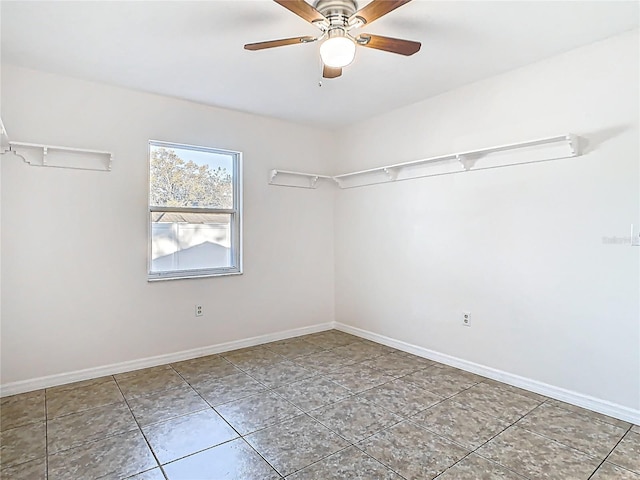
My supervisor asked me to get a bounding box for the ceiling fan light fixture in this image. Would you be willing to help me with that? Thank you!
[320,36,356,68]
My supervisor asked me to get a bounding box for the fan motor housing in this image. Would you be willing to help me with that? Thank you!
[314,0,358,25]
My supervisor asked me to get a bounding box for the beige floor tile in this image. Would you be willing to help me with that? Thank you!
[47,429,157,480]
[546,399,631,429]
[142,409,238,464]
[47,401,137,453]
[46,376,113,394]
[435,453,527,479]
[412,399,510,449]
[357,339,399,354]
[274,376,351,412]
[309,396,401,443]
[608,430,640,473]
[301,330,360,349]
[127,384,209,426]
[360,420,469,480]
[357,378,442,417]
[324,364,394,393]
[245,360,316,388]
[450,382,542,422]
[124,468,167,480]
[361,352,433,377]
[0,390,45,431]
[245,415,349,476]
[46,378,124,418]
[430,364,483,380]
[480,379,547,402]
[3,336,631,479]
[171,355,240,384]
[394,351,435,363]
[0,456,46,480]
[517,402,626,457]
[162,438,280,480]
[263,337,326,358]
[192,372,266,406]
[476,426,602,479]
[222,346,284,370]
[0,422,46,468]
[292,350,352,374]
[403,365,481,397]
[215,391,303,435]
[286,446,403,479]
[115,366,188,399]
[591,461,640,479]
[331,342,389,364]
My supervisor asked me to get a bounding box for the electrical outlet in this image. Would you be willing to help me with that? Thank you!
[195,305,203,317]
[462,311,471,327]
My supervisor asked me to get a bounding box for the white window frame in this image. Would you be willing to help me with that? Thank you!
[147,140,243,281]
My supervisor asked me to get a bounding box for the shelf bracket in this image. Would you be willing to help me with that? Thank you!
[268,169,333,189]
[3,141,113,172]
[383,167,399,180]
[456,154,469,171]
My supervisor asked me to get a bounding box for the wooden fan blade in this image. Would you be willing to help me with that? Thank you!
[350,0,412,25]
[323,65,342,78]
[356,33,421,55]
[244,36,316,51]
[274,0,327,24]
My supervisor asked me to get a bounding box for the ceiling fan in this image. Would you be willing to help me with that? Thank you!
[244,0,421,78]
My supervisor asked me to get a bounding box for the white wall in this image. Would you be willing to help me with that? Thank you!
[2,30,639,416]
[334,30,640,411]
[1,65,335,385]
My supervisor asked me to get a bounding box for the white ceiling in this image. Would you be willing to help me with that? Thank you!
[2,1,638,129]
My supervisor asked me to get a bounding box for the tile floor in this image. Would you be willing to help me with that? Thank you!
[1,329,638,479]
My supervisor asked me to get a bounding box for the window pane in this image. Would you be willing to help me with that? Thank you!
[150,212,232,273]
[150,144,234,209]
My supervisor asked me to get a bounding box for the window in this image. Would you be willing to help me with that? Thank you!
[148,141,242,280]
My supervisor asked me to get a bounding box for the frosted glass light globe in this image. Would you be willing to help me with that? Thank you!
[320,36,356,68]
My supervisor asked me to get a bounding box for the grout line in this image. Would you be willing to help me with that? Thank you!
[586,424,634,479]
[168,364,247,440]
[43,376,128,422]
[168,348,329,476]
[201,340,404,475]
[428,405,540,480]
[261,411,356,478]
[162,362,287,476]
[511,400,633,468]
[347,379,537,480]
[6,332,349,478]
[545,399,633,429]
[358,448,410,480]
[44,388,49,480]
[278,429,358,478]
[236,440,286,479]
[112,374,165,476]
[20,331,632,480]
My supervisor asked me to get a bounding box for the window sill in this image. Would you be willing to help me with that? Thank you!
[148,270,243,282]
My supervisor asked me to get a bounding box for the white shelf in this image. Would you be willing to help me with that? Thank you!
[268,169,333,189]
[269,134,580,190]
[4,141,113,171]
[333,134,579,188]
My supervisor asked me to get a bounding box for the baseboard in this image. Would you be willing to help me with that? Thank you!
[0,322,334,397]
[334,322,640,425]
